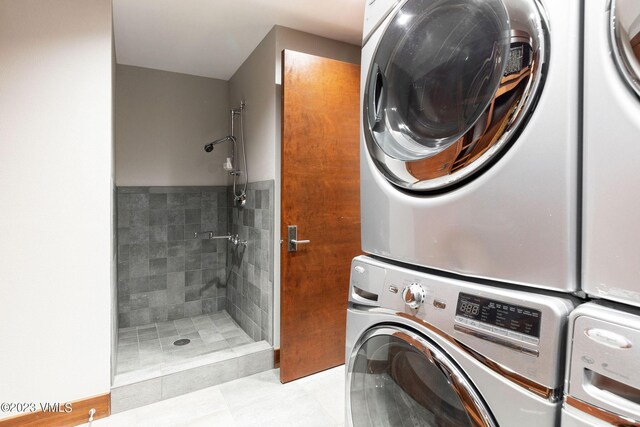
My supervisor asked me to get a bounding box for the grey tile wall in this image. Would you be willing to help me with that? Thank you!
[117,187,230,328]
[226,180,274,345]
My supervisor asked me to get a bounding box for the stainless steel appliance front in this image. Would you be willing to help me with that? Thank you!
[346,256,576,426]
[562,302,640,426]
[360,0,580,292]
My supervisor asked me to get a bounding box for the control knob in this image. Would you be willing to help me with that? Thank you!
[402,284,426,309]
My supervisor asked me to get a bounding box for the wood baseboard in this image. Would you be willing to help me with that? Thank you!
[274,348,280,369]
[0,393,110,427]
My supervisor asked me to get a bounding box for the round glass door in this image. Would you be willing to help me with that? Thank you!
[364,0,548,192]
[611,0,640,97]
[348,326,496,427]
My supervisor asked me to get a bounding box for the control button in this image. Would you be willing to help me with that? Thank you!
[433,299,446,309]
[402,284,426,309]
[492,327,508,338]
[586,328,632,349]
[479,323,492,331]
[354,266,365,274]
[508,331,522,341]
[389,285,398,294]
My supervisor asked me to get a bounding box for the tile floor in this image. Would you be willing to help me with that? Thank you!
[94,367,345,427]
[116,310,253,377]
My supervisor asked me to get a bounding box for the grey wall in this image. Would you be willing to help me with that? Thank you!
[117,187,229,328]
[115,65,231,186]
[228,28,278,183]
[227,181,274,344]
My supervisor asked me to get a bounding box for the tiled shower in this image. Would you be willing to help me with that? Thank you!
[116,186,230,327]
[112,182,274,411]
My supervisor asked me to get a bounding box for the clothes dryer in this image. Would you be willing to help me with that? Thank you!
[346,256,576,426]
[562,302,640,426]
[583,0,640,308]
[360,0,581,292]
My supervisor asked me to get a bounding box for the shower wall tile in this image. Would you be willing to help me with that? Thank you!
[117,186,230,328]
[226,180,274,345]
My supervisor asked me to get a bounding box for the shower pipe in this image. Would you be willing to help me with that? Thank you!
[203,101,249,207]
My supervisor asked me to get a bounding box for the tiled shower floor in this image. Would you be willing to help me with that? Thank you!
[114,310,266,387]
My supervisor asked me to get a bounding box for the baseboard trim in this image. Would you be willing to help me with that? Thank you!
[274,348,280,368]
[0,393,110,427]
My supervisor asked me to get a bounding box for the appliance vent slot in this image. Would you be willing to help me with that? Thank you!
[354,286,378,302]
[586,369,640,405]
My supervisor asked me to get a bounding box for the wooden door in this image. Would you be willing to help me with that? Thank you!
[280,50,361,383]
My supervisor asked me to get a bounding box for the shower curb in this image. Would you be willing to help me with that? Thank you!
[111,346,273,413]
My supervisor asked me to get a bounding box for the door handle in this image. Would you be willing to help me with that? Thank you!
[288,225,310,252]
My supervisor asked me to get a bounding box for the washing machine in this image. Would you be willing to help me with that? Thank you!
[360,0,581,292]
[582,0,640,308]
[561,302,640,426]
[345,256,576,426]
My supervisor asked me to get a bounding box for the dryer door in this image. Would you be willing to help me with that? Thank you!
[364,0,548,192]
[611,0,640,97]
[347,326,496,427]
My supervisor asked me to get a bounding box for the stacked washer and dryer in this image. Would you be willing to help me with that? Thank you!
[562,0,640,425]
[347,0,582,424]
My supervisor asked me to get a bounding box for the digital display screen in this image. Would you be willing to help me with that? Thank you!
[456,293,541,338]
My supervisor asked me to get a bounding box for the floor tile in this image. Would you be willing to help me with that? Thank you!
[159,335,180,349]
[103,366,345,426]
[227,335,252,346]
[221,328,245,339]
[116,357,140,374]
[158,327,178,338]
[118,335,139,347]
[205,340,230,352]
[227,383,332,427]
[114,310,265,388]
[173,318,194,328]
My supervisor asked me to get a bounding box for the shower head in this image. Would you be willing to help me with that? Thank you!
[204,135,236,153]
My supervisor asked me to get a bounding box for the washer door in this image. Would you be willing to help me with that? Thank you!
[611,0,640,97]
[364,0,548,192]
[347,326,496,427]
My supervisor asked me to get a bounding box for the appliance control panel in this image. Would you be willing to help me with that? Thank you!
[455,293,541,345]
[348,256,576,388]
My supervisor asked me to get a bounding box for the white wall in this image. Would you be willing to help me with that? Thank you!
[111,25,119,384]
[0,0,113,418]
[115,65,230,186]
[229,25,360,348]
